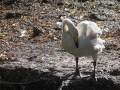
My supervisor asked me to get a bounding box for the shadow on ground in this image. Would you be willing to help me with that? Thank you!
[0,67,62,90]
[61,78,120,90]
[0,67,119,90]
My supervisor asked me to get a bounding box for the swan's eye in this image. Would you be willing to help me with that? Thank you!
[97,33,101,36]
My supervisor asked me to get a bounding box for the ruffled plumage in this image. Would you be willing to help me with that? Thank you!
[62,18,105,57]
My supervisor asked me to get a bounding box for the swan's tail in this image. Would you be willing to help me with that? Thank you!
[94,38,105,52]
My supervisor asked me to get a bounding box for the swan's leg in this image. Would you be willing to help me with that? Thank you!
[84,55,97,86]
[92,54,97,79]
[75,57,80,76]
[88,59,97,81]
[85,62,97,86]
[93,60,96,78]
[66,57,82,80]
[85,55,97,84]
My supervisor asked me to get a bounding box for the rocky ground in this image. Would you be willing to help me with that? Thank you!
[0,0,120,90]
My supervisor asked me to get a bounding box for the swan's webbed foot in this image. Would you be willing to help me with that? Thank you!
[65,67,82,80]
[65,57,82,80]
[85,74,97,86]
[66,72,82,80]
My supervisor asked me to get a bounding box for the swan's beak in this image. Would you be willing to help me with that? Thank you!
[74,35,78,48]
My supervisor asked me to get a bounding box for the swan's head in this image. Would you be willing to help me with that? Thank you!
[62,18,78,47]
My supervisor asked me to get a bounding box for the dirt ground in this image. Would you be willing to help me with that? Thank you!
[0,0,120,90]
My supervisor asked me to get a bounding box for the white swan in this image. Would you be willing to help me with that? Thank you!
[62,18,105,80]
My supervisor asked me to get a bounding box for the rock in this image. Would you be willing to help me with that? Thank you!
[5,13,22,19]
[117,0,120,2]
[32,26,43,38]
[89,13,105,21]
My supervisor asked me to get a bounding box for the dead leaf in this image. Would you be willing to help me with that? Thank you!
[20,58,26,61]
[49,47,54,51]
[97,21,103,26]
[1,55,6,61]
[117,45,120,50]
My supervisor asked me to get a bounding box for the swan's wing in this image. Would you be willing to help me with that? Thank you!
[76,21,105,54]
[76,21,102,39]
[86,22,102,39]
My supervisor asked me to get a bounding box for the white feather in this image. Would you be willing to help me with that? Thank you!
[62,18,105,58]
